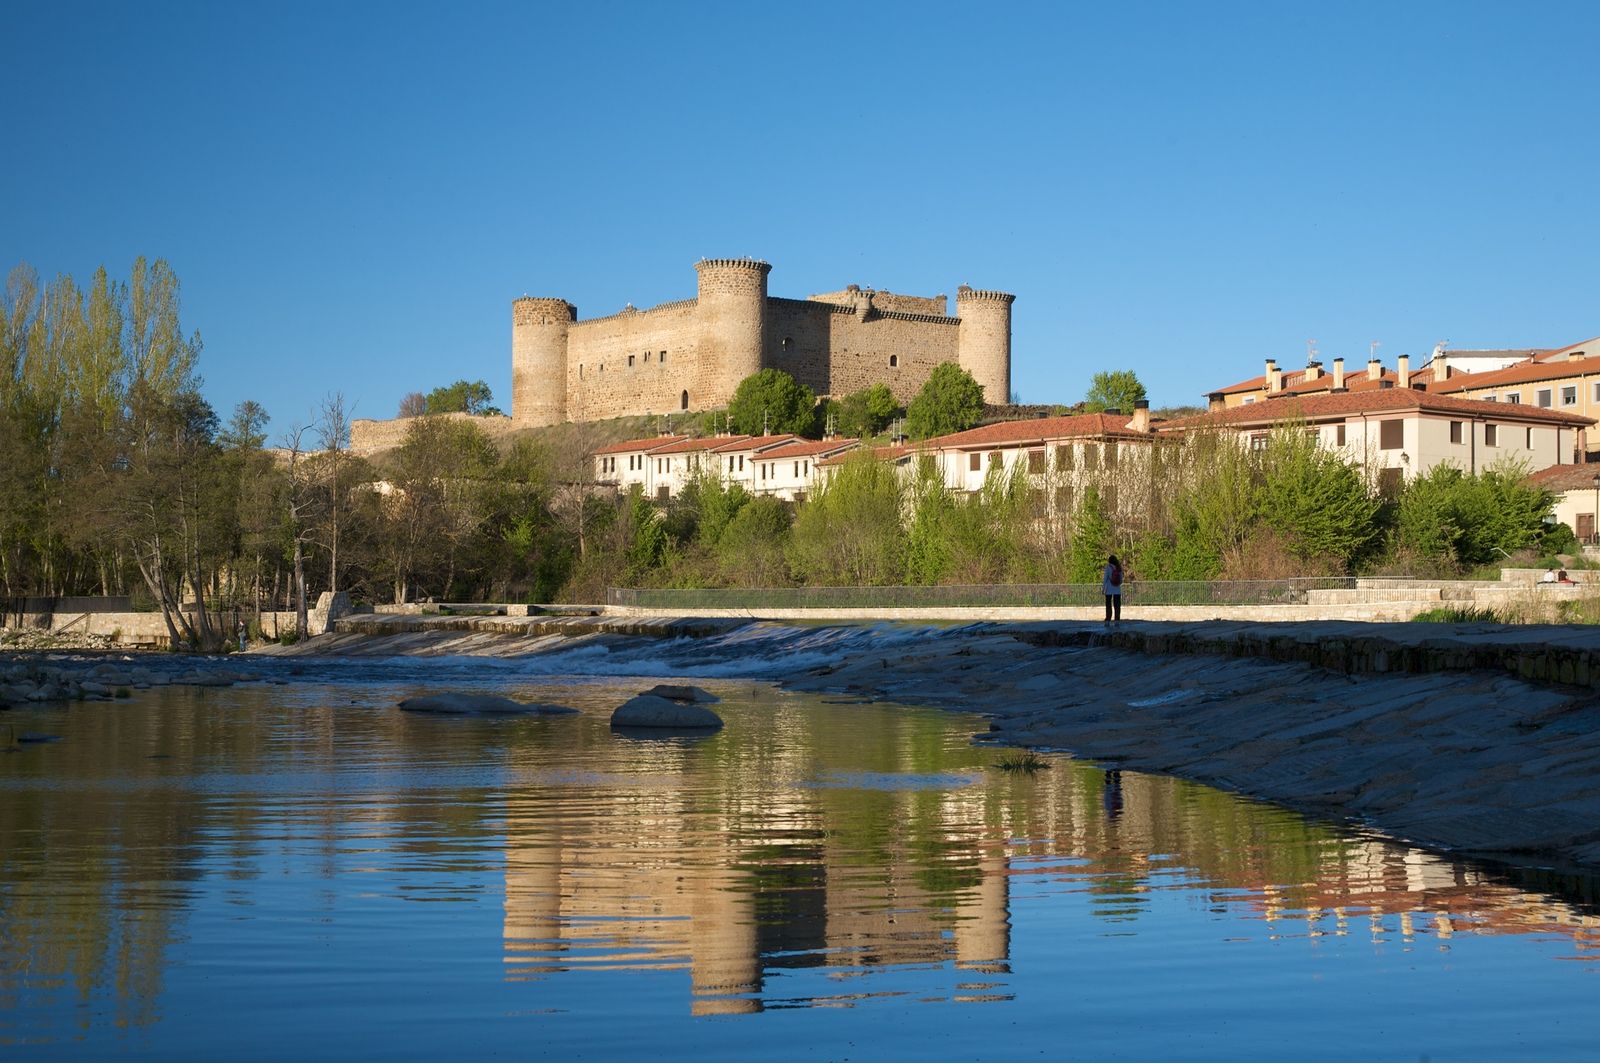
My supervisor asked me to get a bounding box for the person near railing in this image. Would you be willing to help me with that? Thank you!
[1103,555,1124,625]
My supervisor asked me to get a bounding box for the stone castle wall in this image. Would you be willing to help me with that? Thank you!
[350,411,517,455]
[565,300,701,420]
[765,298,960,403]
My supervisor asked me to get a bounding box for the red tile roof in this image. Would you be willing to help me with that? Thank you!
[1160,388,1595,430]
[1210,366,1402,397]
[1528,464,1600,491]
[759,438,859,460]
[1532,337,1599,363]
[708,434,801,453]
[817,443,917,467]
[593,434,688,455]
[1432,339,1600,394]
[926,413,1150,450]
[651,434,753,455]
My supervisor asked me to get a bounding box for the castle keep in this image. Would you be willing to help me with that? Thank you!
[512,258,1014,426]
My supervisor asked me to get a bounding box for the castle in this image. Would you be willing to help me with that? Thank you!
[511,258,1014,425]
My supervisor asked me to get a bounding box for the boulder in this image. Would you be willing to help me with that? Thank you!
[610,694,724,730]
[398,693,578,717]
[640,684,720,704]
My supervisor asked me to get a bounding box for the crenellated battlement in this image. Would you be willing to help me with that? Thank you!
[493,258,1015,433]
[694,257,772,274]
[956,286,1016,305]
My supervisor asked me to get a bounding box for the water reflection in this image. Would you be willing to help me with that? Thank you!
[1,678,1598,1045]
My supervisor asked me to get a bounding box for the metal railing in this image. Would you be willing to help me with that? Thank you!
[607,578,1356,610]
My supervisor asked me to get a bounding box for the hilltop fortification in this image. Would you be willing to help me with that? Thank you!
[351,258,1014,450]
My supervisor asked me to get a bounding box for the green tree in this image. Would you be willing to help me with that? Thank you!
[1068,484,1114,582]
[905,363,984,439]
[1082,370,1147,414]
[789,452,905,584]
[726,369,817,436]
[1394,462,1552,569]
[716,496,792,586]
[424,379,500,416]
[831,383,900,439]
[1257,428,1381,571]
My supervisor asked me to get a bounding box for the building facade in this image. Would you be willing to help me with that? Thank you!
[514,259,1014,426]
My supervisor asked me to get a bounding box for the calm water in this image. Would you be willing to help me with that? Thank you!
[2,663,1597,1060]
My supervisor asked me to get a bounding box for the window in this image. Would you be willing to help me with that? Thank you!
[1242,396,1255,405]
[1563,386,1577,406]
[803,460,809,476]
[793,461,799,477]
[1506,392,1521,404]
[1027,449,1045,473]
[889,354,898,368]
[1485,424,1498,446]
[1335,423,1347,447]
[1055,445,1073,469]
[1538,388,1553,408]
[1379,419,1403,451]
[1249,433,1268,452]
[1104,484,1118,511]
[987,450,1001,466]
[1378,468,1403,499]
[1594,382,1600,403]
[969,453,981,472]
[739,455,745,471]
[1527,427,1534,448]
[660,351,667,363]
[1484,395,1497,402]
[645,351,652,363]
[628,354,635,367]
[1105,443,1119,468]
[1449,420,1462,444]
[578,364,584,379]
[657,486,670,502]
[781,337,792,351]
[681,390,689,411]
[1055,485,1074,510]
[1082,444,1100,466]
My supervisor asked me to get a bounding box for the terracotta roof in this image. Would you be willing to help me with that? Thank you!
[1210,366,1402,397]
[926,413,1150,450]
[758,438,859,460]
[817,443,919,468]
[1433,338,1600,394]
[1159,388,1595,430]
[593,434,688,455]
[1528,464,1600,492]
[708,434,800,453]
[1532,338,1598,362]
[651,434,752,455]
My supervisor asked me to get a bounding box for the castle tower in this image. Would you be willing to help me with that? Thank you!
[956,286,1015,405]
[694,258,771,409]
[511,297,574,426]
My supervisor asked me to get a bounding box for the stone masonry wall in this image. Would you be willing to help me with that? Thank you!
[766,298,959,402]
[350,412,517,455]
[565,301,701,420]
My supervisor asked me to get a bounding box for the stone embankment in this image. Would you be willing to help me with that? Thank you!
[780,619,1600,874]
[0,655,280,707]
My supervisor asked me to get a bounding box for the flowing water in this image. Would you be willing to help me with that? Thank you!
[2,649,1598,1060]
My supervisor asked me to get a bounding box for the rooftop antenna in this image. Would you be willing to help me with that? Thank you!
[1369,340,1381,361]
[1306,338,1319,362]
[763,408,770,436]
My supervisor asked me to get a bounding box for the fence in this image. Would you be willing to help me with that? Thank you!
[606,578,1357,611]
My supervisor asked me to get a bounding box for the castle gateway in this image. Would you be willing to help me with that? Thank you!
[512,258,1014,426]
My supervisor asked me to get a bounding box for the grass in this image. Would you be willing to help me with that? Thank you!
[1410,606,1503,624]
[992,752,1051,773]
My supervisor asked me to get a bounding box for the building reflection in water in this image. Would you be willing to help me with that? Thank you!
[497,707,1600,1015]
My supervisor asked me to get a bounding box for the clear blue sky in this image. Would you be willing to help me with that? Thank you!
[5,1,1597,429]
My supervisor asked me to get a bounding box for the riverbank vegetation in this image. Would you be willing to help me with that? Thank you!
[2,260,1580,644]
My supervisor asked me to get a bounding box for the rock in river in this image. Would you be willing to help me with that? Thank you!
[641,684,720,704]
[610,693,724,730]
[398,693,578,717]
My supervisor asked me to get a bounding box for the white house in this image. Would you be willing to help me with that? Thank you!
[1159,389,1591,494]
[1529,464,1600,544]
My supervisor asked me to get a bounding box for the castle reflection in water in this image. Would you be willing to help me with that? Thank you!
[2,683,1598,1030]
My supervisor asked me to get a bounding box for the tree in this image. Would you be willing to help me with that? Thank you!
[1257,427,1381,571]
[726,369,817,436]
[424,379,500,416]
[905,363,984,439]
[1082,370,1147,414]
[788,452,905,585]
[830,383,899,439]
[397,392,426,418]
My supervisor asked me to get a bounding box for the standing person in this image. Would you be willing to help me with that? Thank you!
[1103,554,1123,625]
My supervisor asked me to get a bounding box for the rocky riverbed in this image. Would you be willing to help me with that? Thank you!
[0,652,284,706]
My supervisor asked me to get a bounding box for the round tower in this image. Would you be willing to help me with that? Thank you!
[694,258,770,409]
[956,286,1015,405]
[511,297,574,426]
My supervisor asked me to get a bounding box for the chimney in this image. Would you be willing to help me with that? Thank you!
[1304,360,1322,383]
[1129,399,1150,433]
[1266,358,1282,394]
[1433,352,1450,383]
[1397,354,1411,389]
[1332,357,1345,390]
[1367,358,1382,382]
[1208,392,1225,412]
